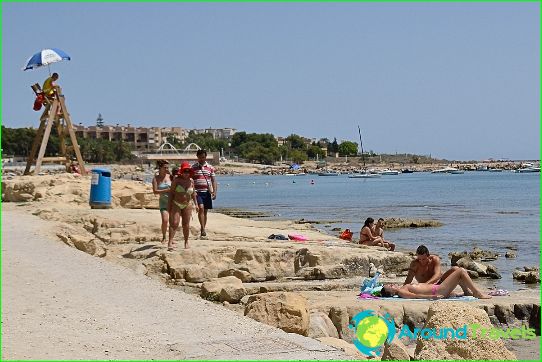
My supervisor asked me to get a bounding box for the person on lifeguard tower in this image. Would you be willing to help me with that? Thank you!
[42,72,59,98]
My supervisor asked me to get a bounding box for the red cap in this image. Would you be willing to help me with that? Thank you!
[177,161,192,175]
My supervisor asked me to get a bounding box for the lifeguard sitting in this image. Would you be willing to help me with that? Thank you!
[42,72,59,99]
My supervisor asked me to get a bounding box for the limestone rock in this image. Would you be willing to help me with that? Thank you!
[317,337,367,359]
[494,304,515,324]
[403,305,427,331]
[505,251,517,259]
[218,268,252,282]
[309,311,339,338]
[329,306,356,342]
[70,234,107,257]
[382,339,410,361]
[244,292,309,336]
[525,272,540,284]
[456,257,487,275]
[201,276,246,303]
[414,302,516,360]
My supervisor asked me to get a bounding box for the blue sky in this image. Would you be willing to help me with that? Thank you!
[2,2,539,160]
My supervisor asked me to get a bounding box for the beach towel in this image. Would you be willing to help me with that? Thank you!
[374,295,477,302]
[488,289,509,296]
[288,233,308,241]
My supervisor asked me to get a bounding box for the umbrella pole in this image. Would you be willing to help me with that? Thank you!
[47,64,51,76]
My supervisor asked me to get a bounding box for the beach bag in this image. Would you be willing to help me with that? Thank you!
[339,228,353,241]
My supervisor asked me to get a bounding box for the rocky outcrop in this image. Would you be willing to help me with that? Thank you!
[308,311,339,338]
[513,267,540,284]
[449,247,499,266]
[414,302,516,360]
[200,276,246,303]
[382,339,411,361]
[244,292,310,336]
[317,337,367,359]
[455,257,501,279]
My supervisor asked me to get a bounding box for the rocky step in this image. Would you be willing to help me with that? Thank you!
[300,290,541,339]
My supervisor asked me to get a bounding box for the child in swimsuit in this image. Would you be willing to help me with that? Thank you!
[167,162,198,251]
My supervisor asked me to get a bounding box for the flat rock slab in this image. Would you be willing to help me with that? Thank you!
[2,210,352,360]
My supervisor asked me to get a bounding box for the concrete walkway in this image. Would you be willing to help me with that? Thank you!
[1,210,350,360]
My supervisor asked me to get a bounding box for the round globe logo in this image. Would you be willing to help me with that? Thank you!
[350,310,395,356]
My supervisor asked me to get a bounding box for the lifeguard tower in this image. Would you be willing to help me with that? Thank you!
[24,84,86,175]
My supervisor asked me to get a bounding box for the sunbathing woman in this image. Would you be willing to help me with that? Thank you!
[167,162,198,251]
[359,217,392,250]
[380,267,491,299]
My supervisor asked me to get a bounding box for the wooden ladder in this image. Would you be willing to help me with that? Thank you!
[24,86,87,175]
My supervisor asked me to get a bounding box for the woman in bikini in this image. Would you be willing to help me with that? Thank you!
[359,217,391,250]
[152,160,171,245]
[167,162,198,251]
[380,267,491,299]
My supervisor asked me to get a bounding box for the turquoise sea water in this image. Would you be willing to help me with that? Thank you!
[216,171,540,291]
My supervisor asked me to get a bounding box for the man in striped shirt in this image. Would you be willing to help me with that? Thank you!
[191,149,217,238]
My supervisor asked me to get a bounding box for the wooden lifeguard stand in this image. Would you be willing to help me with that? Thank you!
[24,85,87,175]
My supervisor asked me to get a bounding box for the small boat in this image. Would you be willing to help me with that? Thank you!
[514,167,540,173]
[401,169,414,174]
[487,168,503,172]
[317,171,340,176]
[349,172,381,178]
[379,169,400,175]
[432,166,463,174]
[349,126,381,180]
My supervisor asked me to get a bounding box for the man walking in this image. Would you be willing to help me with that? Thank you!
[191,149,217,237]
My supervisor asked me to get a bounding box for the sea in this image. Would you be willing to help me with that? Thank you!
[215,171,540,291]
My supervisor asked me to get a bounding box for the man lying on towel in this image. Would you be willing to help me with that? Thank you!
[403,245,474,297]
[382,266,491,299]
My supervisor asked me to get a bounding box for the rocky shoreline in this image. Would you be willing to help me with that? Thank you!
[2,172,540,360]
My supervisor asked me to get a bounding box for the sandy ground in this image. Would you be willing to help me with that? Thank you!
[1,210,351,360]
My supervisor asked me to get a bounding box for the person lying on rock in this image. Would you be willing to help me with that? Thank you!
[382,267,491,299]
[403,245,473,296]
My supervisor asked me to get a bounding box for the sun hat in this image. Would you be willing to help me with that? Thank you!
[177,161,192,175]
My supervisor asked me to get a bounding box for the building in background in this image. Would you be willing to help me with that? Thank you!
[74,124,188,151]
[192,127,237,140]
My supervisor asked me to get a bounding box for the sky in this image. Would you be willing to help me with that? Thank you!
[2,2,540,161]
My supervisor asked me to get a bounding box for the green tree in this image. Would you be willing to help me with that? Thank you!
[328,138,339,154]
[338,141,358,156]
[285,134,306,150]
[289,149,308,163]
[307,145,324,159]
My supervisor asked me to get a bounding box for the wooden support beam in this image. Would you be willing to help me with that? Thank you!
[24,86,87,175]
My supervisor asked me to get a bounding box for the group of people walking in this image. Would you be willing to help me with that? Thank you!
[152,149,217,251]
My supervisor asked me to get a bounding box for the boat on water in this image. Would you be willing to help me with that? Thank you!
[514,167,540,173]
[317,171,340,176]
[348,172,381,178]
[379,168,400,175]
[349,126,380,180]
[401,169,414,174]
[487,168,503,172]
[431,166,464,174]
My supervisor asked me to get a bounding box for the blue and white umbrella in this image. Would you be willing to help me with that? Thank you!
[22,48,71,72]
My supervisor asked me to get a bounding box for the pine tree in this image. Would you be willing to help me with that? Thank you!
[96,113,104,127]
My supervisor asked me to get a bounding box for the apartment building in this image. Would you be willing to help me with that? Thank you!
[192,127,237,140]
[74,124,188,151]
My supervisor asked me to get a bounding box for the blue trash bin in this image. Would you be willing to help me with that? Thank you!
[89,168,111,209]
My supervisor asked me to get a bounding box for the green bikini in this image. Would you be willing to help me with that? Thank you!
[172,184,194,209]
